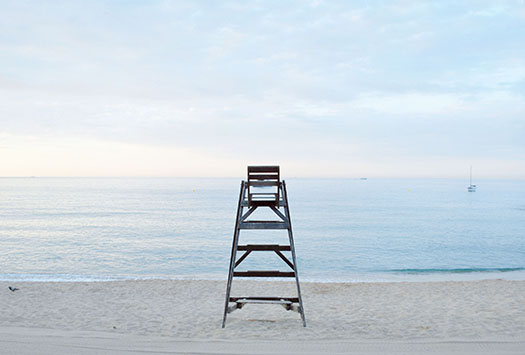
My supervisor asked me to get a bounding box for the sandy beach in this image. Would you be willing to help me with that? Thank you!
[1,279,524,354]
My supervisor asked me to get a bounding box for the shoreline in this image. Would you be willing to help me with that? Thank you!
[1,279,524,353]
[2,269,525,283]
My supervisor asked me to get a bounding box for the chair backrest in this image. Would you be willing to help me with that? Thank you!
[247,166,280,206]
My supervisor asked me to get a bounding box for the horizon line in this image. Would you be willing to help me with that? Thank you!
[1,176,524,180]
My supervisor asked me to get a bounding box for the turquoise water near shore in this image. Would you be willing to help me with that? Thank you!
[1,177,524,282]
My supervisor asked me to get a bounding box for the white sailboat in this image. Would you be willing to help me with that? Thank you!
[468,166,476,192]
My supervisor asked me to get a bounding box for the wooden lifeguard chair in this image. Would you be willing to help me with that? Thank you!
[222,166,306,327]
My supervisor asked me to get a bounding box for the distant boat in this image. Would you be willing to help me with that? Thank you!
[468,166,476,192]
[360,177,368,180]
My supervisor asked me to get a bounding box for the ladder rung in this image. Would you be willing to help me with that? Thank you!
[230,297,299,303]
[239,221,288,229]
[233,271,296,278]
[233,299,292,305]
[247,175,279,182]
[241,200,286,207]
[237,244,291,251]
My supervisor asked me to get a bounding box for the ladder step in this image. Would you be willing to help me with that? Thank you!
[233,271,296,278]
[241,200,286,207]
[239,221,289,229]
[230,297,299,303]
[237,244,291,251]
[230,297,299,305]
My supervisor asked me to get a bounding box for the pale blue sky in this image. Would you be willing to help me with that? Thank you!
[1,0,524,177]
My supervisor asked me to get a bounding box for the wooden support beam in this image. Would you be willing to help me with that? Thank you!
[237,244,291,251]
[239,206,257,222]
[239,221,288,229]
[247,176,279,182]
[233,271,295,278]
[269,206,287,221]
[241,200,286,207]
[234,250,251,267]
[236,299,292,305]
[275,250,295,270]
[230,297,299,303]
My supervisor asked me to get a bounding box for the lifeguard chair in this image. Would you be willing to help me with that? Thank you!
[222,166,306,327]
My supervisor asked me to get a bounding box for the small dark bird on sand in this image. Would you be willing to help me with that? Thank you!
[8,286,19,292]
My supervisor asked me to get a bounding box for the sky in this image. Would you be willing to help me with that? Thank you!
[1,0,524,178]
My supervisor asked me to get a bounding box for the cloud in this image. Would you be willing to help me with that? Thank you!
[351,93,465,116]
[0,0,524,177]
[0,132,245,177]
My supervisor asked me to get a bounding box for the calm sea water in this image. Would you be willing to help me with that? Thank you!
[1,177,524,282]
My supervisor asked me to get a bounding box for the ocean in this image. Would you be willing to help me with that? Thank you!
[1,177,524,282]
